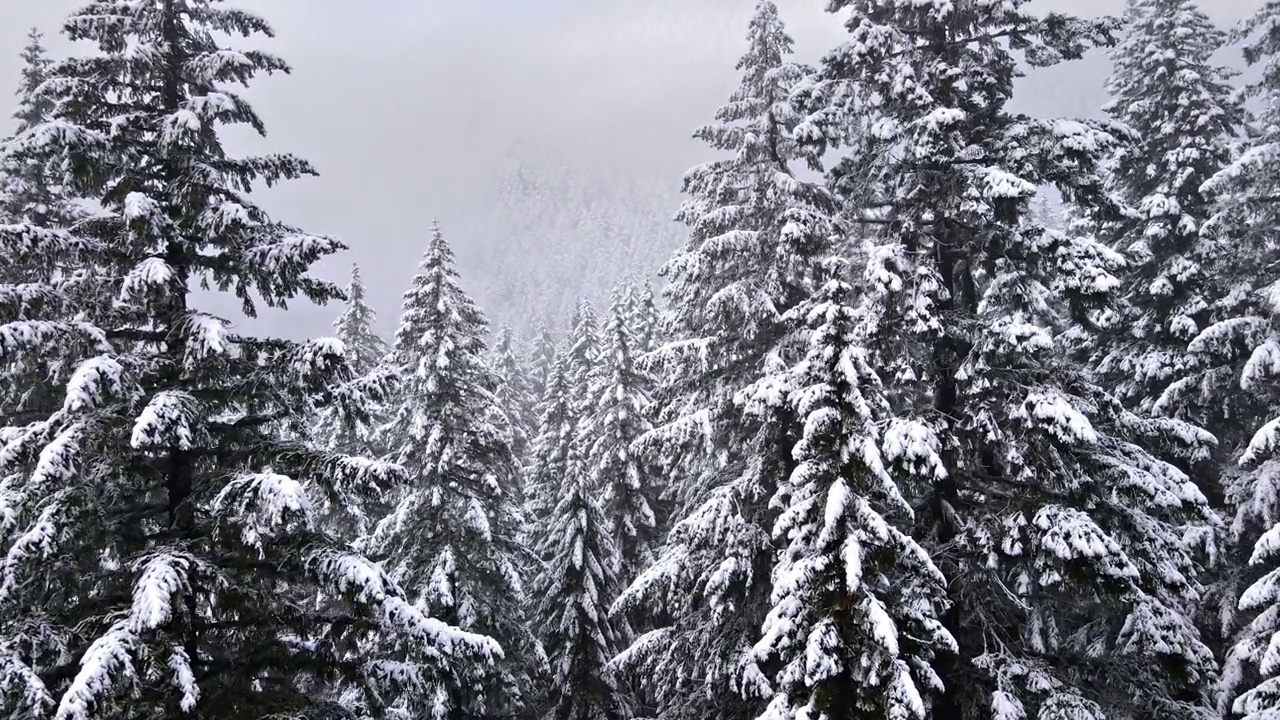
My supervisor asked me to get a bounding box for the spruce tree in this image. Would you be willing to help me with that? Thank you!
[627,279,660,355]
[565,300,601,404]
[0,28,83,233]
[1198,4,1280,719]
[333,264,389,379]
[365,221,544,720]
[791,2,1217,719]
[316,264,389,454]
[0,3,495,718]
[738,275,955,720]
[1097,0,1243,431]
[534,444,628,720]
[583,295,659,580]
[527,321,558,409]
[491,324,536,464]
[525,354,577,533]
[610,4,838,720]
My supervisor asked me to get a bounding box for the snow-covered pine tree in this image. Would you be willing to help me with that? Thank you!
[584,294,659,581]
[365,220,544,720]
[0,27,93,431]
[1097,0,1243,436]
[534,440,628,720]
[565,299,602,405]
[309,263,392,539]
[333,264,389,379]
[491,324,536,464]
[627,279,660,356]
[316,263,389,454]
[790,2,1217,719]
[610,4,838,720]
[0,3,497,718]
[527,321,559,409]
[525,353,577,533]
[1198,4,1280,719]
[0,27,86,272]
[738,273,955,720]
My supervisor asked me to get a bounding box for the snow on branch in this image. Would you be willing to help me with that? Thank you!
[213,472,313,553]
[131,391,198,451]
[305,548,502,662]
[62,355,127,414]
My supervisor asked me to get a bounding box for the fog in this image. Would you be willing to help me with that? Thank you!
[0,0,1262,340]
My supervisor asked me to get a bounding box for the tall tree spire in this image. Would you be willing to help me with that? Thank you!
[367,220,545,720]
[1,26,82,232]
[12,27,53,132]
[1097,0,1244,422]
[611,4,838,720]
[583,293,659,581]
[491,323,536,464]
[333,263,389,379]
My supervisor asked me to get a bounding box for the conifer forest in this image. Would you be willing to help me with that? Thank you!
[10,0,1280,719]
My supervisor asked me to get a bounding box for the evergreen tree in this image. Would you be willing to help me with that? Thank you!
[0,3,495,718]
[1197,4,1280,718]
[738,275,955,720]
[527,321,558,408]
[565,300,601,404]
[610,4,838,720]
[0,27,92,437]
[317,264,389,454]
[1097,0,1243,430]
[312,264,391,537]
[534,445,628,720]
[584,295,659,580]
[333,264,389,379]
[525,354,577,532]
[366,221,544,720]
[791,2,1217,719]
[627,279,660,355]
[0,28,83,233]
[491,324,536,464]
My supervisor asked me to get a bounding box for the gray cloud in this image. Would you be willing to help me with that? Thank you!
[0,0,1265,339]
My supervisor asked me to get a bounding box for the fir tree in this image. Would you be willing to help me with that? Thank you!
[1198,5,1280,719]
[610,4,838,720]
[738,275,955,720]
[316,264,389,454]
[0,28,83,233]
[584,295,659,580]
[1097,0,1243,432]
[534,447,628,720]
[491,324,536,464]
[525,354,577,533]
[366,221,545,720]
[333,264,389,379]
[627,279,660,355]
[527,321,558,408]
[565,300,601,404]
[791,1,1217,719]
[0,3,495,718]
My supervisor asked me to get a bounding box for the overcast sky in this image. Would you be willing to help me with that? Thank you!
[0,0,1264,340]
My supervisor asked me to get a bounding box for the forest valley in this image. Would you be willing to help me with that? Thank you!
[4,1,1280,720]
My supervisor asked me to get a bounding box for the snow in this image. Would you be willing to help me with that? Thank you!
[54,625,138,720]
[118,257,176,302]
[131,391,196,451]
[62,356,125,413]
[130,554,190,630]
